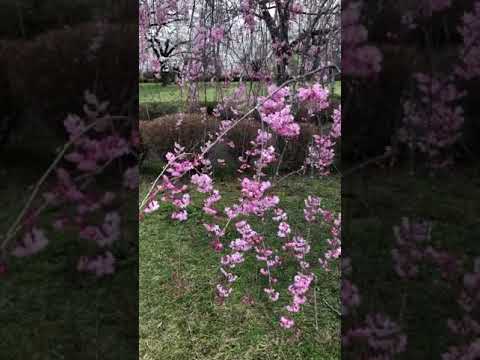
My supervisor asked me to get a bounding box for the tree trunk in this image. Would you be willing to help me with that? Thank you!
[276,58,289,85]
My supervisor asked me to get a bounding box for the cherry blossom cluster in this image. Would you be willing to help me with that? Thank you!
[297,83,330,114]
[411,0,453,17]
[344,214,480,358]
[11,228,49,257]
[214,83,250,119]
[457,2,480,80]
[391,217,463,282]
[318,212,341,271]
[272,40,293,63]
[331,106,341,139]
[140,79,341,331]
[215,219,282,304]
[342,0,382,77]
[306,105,341,175]
[303,195,322,223]
[289,2,304,15]
[391,217,432,279]
[77,251,115,277]
[430,0,452,12]
[280,273,314,328]
[342,256,407,358]
[259,85,300,138]
[303,195,340,270]
[283,235,310,263]
[180,21,226,83]
[240,130,277,177]
[398,73,465,168]
[6,92,138,277]
[444,258,480,360]
[341,258,360,316]
[149,156,196,222]
[193,26,225,52]
[213,173,321,329]
[225,178,280,219]
[344,313,408,358]
[240,0,256,30]
[143,174,189,222]
[388,217,480,358]
[396,2,480,169]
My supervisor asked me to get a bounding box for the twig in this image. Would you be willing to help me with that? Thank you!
[1,115,129,253]
[314,280,319,331]
[341,151,394,178]
[139,152,193,210]
[321,298,341,318]
[274,140,288,179]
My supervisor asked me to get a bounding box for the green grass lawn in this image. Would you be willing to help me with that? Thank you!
[139,81,341,105]
[343,165,480,359]
[140,82,237,104]
[0,153,138,359]
[139,173,341,360]
[139,80,341,119]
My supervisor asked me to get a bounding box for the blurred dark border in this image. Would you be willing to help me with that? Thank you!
[0,1,138,359]
[342,1,479,358]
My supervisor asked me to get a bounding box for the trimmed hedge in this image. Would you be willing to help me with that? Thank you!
[139,113,326,174]
[139,101,218,120]
[0,22,137,145]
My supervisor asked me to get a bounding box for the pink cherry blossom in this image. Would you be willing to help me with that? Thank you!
[279,316,295,329]
[77,251,115,277]
[123,167,139,189]
[264,287,280,302]
[191,174,214,193]
[216,284,232,298]
[211,26,224,43]
[171,210,188,221]
[12,228,49,257]
[144,200,160,214]
[277,222,291,238]
[298,83,330,112]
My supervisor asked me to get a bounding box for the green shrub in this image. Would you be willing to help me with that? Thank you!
[1,22,137,144]
[140,113,226,159]
[140,114,325,174]
[139,101,218,120]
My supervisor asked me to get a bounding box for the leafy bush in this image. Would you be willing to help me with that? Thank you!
[0,22,137,143]
[140,113,325,174]
[140,114,217,158]
[139,101,219,119]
